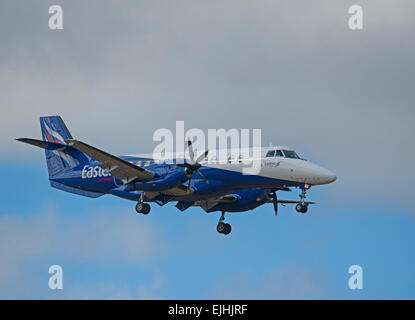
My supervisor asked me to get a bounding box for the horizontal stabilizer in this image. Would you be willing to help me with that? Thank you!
[17,134,91,177]
[16,138,69,151]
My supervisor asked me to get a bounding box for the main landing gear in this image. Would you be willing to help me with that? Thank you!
[217,211,231,235]
[295,186,308,214]
[136,193,151,215]
[136,202,151,215]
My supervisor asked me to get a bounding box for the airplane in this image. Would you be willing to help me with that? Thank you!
[16,116,336,235]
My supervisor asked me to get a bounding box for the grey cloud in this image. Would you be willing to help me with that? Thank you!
[1,0,414,202]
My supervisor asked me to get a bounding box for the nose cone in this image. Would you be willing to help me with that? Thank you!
[292,161,337,185]
[321,168,337,184]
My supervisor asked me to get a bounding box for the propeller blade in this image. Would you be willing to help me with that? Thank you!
[195,149,209,164]
[187,137,195,163]
[272,191,278,216]
[197,170,209,184]
[181,138,210,189]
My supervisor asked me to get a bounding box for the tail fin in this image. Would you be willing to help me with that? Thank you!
[40,116,73,143]
[39,116,90,177]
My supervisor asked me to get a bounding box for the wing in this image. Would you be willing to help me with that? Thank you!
[267,199,315,205]
[145,185,192,200]
[66,139,155,184]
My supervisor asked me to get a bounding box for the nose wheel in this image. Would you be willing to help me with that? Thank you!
[217,211,231,235]
[296,202,308,214]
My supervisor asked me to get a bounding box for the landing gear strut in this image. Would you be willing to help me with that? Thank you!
[296,186,308,214]
[136,193,151,215]
[217,211,231,235]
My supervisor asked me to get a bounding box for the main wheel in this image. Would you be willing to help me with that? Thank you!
[136,202,144,214]
[217,222,226,233]
[223,223,232,235]
[136,202,150,214]
[142,203,151,215]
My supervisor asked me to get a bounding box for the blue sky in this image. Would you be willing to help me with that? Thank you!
[1,0,414,299]
[1,162,414,299]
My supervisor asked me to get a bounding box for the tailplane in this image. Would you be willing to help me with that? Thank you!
[17,116,90,177]
[40,116,90,177]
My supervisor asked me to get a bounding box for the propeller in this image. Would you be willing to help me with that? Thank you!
[272,191,278,216]
[266,189,287,216]
[175,137,210,191]
[267,187,292,216]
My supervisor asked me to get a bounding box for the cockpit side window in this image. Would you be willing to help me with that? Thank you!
[275,150,283,157]
[266,150,275,157]
[282,150,300,159]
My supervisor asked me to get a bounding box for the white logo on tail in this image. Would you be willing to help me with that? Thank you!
[43,120,77,168]
[43,122,65,143]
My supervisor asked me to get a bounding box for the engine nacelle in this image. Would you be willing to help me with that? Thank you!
[126,170,188,192]
[207,189,268,213]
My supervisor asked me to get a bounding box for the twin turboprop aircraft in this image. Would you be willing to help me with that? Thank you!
[17,116,336,235]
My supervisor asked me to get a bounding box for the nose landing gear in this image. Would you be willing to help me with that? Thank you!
[296,186,309,214]
[217,211,231,235]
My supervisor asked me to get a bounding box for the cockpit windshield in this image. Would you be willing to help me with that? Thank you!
[266,150,275,157]
[282,150,300,159]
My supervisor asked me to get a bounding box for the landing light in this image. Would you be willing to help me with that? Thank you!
[304,184,310,190]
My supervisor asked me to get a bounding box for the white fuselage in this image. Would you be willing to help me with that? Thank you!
[129,146,336,186]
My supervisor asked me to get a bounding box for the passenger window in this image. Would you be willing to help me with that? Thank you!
[275,150,283,157]
[136,160,142,166]
[266,150,275,157]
